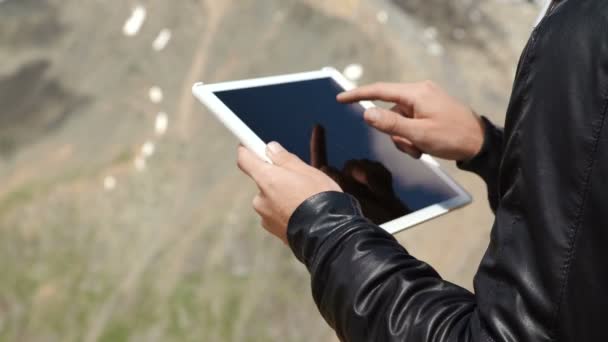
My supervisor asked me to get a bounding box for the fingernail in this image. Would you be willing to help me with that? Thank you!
[365,109,380,122]
[267,141,284,155]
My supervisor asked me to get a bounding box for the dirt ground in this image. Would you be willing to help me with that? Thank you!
[0,0,539,341]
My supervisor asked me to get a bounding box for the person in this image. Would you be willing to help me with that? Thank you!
[237,0,608,340]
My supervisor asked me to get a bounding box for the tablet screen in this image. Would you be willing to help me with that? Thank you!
[214,77,461,225]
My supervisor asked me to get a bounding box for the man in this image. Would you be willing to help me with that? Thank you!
[237,0,608,340]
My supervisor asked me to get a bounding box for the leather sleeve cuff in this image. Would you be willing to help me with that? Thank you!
[457,116,503,211]
[286,191,366,265]
[457,116,503,175]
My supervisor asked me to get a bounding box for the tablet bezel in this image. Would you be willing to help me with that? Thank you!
[192,67,471,234]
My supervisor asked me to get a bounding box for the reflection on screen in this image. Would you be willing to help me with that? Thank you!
[215,77,459,224]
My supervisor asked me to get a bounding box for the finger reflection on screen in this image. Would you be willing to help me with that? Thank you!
[308,124,411,224]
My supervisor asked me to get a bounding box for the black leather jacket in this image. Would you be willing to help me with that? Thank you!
[287,1,608,341]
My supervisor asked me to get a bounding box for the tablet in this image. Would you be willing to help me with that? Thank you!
[192,68,471,234]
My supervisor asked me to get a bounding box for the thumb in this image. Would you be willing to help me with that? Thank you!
[364,107,417,139]
[266,142,302,168]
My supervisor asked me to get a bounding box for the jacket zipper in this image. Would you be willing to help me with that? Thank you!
[548,0,561,12]
[517,0,560,77]
[535,0,559,28]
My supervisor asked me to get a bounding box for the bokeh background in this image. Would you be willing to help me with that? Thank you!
[0,0,541,341]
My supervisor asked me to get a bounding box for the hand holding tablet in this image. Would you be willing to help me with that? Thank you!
[192,68,472,235]
[236,143,342,244]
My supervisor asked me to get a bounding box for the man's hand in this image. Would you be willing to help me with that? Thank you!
[337,81,485,161]
[237,142,342,244]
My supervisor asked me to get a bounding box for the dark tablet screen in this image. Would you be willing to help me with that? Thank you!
[214,77,463,225]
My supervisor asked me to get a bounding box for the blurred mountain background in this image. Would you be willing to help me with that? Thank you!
[0,0,540,341]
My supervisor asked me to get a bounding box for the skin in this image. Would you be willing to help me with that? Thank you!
[237,142,341,244]
[236,81,485,243]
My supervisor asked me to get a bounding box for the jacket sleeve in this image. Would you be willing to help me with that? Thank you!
[287,192,488,342]
[457,116,504,212]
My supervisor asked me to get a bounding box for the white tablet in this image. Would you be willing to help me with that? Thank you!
[192,67,471,234]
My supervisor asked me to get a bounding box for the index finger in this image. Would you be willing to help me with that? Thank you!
[237,145,271,185]
[337,83,406,104]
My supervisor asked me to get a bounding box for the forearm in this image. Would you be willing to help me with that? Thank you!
[287,192,482,342]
